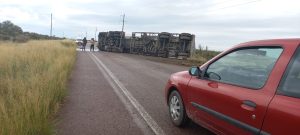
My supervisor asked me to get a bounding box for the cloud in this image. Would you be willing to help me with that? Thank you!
[0,0,299,50]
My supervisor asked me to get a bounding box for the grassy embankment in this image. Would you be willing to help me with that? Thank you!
[0,40,76,135]
[188,49,221,66]
[140,49,221,67]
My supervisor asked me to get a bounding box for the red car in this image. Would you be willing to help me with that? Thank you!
[165,39,300,135]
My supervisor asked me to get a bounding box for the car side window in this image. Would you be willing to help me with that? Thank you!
[206,47,283,89]
[278,46,300,98]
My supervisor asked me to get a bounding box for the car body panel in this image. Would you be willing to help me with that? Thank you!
[187,76,274,134]
[165,39,300,135]
[261,43,300,135]
[261,95,300,135]
[165,71,191,106]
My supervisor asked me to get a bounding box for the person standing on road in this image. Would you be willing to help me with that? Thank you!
[90,38,95,52]
[82,37,87,51]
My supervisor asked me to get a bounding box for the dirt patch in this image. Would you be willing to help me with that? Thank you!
[122,53,207,67]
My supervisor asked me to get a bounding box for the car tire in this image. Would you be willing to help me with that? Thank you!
[168,90,189,127]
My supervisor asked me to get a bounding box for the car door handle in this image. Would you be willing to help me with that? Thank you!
[241,100,256,111]
[208,82,218,88]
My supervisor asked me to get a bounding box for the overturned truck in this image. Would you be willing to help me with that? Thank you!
[98,31,126,52]
[98,31,195,59]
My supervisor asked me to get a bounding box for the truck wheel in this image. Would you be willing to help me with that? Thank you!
[168,90,189,127]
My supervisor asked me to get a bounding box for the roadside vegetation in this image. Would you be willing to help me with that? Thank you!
[139,49,220,67]
[189,49,221,66]
[0,40,76,135]
[0,20,64,42]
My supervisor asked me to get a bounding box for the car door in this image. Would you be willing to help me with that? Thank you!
[262,46,300,135]
[187,46,283,134]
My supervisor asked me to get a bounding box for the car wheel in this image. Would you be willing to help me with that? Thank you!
[168,90,189,127]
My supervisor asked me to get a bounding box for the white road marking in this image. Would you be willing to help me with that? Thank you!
[88,52,165,135]
[88,54,152,135]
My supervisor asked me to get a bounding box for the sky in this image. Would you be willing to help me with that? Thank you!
[0,0,299,50]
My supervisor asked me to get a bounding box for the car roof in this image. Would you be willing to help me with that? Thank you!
[236,38,300,48]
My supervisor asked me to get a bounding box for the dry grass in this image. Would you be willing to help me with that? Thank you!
[0,40,76,135]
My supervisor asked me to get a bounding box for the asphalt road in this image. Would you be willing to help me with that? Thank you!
[56,50,213,135]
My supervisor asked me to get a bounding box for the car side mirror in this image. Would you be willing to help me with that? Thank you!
[207,72,221,80]
[189,66,201,76]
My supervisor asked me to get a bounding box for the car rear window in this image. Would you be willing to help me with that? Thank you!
[278,46,300,98]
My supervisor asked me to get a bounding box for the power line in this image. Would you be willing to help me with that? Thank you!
[208,0,241,7]
[208,0,262,12]
[197,0,251,11]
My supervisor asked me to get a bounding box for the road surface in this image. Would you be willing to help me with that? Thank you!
[56,50,213,135]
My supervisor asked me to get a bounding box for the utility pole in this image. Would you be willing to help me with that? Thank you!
[50,13,53,38]
[121,14,125,32]
[95,27,97,40]
[119,14,125,49]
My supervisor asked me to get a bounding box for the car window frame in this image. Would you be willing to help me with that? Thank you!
[277,45,300,98]
[201,45,284,90]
